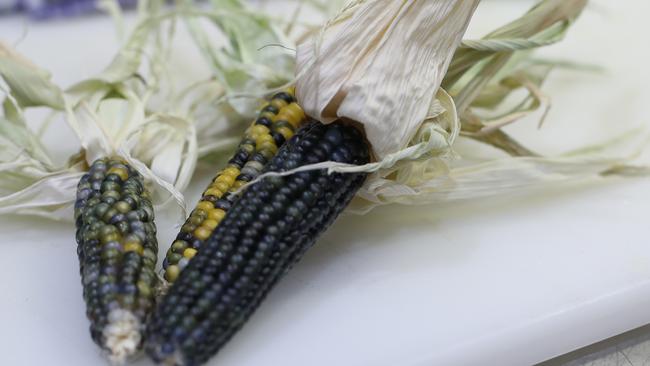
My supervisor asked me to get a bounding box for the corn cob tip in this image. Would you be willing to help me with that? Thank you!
[104,309,142,365]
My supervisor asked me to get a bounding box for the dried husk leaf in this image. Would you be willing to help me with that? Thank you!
[0,0,647,222]
[295,0,480,159]
[0,0,298,221]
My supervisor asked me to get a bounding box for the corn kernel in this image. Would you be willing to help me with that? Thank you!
[257,141,277,154]
[270,99,288,110]
[183,248,198,259]
[215,174,235,186]
[101,233,120,244]
[197,201,214,211]
[165,265,180,282]
[276,103,305,127]
[171,240,188,253]
[231,181,246,190]
[107,167,129,181]
[286,102,305,118]
[255,133,275,145]
[124,242,144,255]
[137,280,152,297]
[223,167,240,178]
[208,209,226,221]
[212,181,230,193]
[202,219,219,230]
[260,111,276,121]
[276,127,294,140]
[204,188,223,198]
[251,125,270,136]
[194,227,212,241]
[240,143,255,154]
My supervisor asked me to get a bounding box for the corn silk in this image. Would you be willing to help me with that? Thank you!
[0,0,646,221]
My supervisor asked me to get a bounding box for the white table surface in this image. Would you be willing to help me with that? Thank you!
[2,1,650,365]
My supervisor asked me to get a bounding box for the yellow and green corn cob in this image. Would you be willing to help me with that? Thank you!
[163,89,307,282]
[74,158,159,363]
[146,120,370,365]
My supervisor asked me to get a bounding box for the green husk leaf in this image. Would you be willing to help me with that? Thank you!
[0,42,65,109]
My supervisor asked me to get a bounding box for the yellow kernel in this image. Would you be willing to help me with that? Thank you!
[286,86,296,96]
[251,125,270,136]
[204,188,223,198]
[212,181,231,193]
[183,248,198,259]
[276,113,300,128]
[208,209,226,221]
[223,167,240,178]
[194,227,212,241]
[277,103,305,127]
[286,102,305,118]
[256,133,275,144]
[270,99,288,110]
[165,265,180,282]
[215,174,235,186]
[231,180,246,190]
[276,126,294,140]
[260,111,276,121]
[123,242,144,255]
[107,167,129,181]
[258,141,278,154]
[202,219,219,230]
[259,149,276,161]
[101,233,120,244]
[196,201,214,211]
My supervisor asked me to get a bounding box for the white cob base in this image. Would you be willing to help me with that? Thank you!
[103,309,142,365]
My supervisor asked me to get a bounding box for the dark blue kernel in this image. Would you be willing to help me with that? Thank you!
[271,132,285,146]
[261,105,279,114]
[255,117,272,128]
[272,92,294,103]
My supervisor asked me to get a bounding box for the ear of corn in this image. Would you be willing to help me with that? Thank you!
[145,121,370,366]
[74,158,158,363]
[163,90,307,283]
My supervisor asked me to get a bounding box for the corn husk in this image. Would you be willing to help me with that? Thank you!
[0,0,647,222]
[284,0,650,213]
[295,0,480,159]
[0,0,296,220]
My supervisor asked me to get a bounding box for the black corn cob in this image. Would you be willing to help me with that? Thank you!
[74,158,158,363]
[163,89,307,283]
[145,121,370,365]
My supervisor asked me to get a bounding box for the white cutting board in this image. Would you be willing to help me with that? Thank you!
[2,1,650,365]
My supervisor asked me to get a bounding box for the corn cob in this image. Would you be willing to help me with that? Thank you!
[163,90,307,283]
[74,158,158,363]
[145,120,370,365]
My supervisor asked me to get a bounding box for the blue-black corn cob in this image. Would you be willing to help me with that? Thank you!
[145,121,370,365]
[74,158,158,363]
[163,89,306,283]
